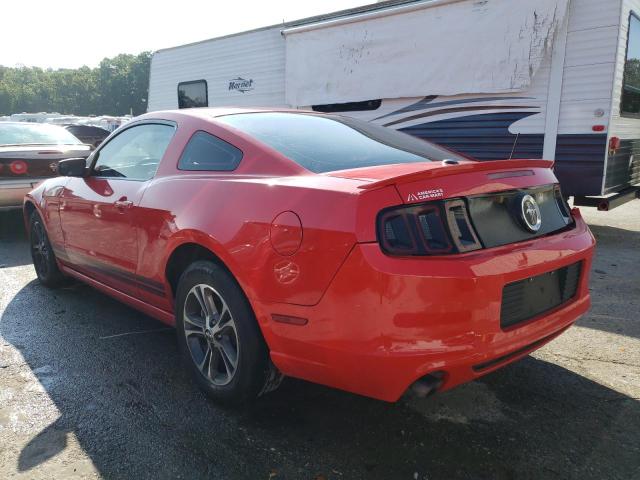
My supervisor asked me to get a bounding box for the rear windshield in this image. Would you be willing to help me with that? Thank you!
[216,112,465,173]
[0,123,83,146]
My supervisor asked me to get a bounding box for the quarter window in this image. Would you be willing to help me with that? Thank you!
[93,124,175,180]
[178,131,243,171]
[621,13,640,116]
[178,80,208,109]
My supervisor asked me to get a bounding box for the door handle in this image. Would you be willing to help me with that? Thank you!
[114,199,133,209]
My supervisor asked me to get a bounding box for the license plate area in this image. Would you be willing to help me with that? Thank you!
[500,262,582,329]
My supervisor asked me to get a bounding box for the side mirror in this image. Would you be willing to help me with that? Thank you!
[57,157,87,177]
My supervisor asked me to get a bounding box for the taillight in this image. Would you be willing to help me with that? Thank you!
[609,136,621,155]
[9,160,28,175]
[378,200,482,256]
[444,199,482,252]
[553,185,572,223]
[416,206,452,252]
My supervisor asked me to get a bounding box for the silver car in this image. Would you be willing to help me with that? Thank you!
[0,123,92,210]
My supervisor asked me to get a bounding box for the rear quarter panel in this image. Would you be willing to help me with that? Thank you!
[134,112,371,312]
[137,175,361,311]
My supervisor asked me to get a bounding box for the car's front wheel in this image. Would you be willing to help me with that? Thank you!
[175,260,282,404]
[29,211,67,288]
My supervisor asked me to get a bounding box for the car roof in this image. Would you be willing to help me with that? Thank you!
[0,122,67,127]
[138,107,316,122]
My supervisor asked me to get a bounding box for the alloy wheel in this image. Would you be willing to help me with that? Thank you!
[31,220,50,278]
[183,284,240,386]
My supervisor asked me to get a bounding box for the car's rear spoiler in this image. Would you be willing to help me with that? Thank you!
[357,159,555,190]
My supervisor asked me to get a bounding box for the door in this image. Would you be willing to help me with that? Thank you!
[59,122,175,296]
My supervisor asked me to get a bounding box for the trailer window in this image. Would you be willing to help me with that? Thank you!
[312,100,382,113]
[621,14,640,116]
[178,80,208,109]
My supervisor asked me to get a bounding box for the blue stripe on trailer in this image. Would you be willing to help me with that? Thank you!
[399,112,610,196]
[399,112,544,161]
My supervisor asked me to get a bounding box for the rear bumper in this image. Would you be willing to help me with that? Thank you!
[0,178,42,209]
[259,209,595,402]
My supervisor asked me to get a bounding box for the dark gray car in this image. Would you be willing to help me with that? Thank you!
[0,122,91,210]
[64,124,111,149]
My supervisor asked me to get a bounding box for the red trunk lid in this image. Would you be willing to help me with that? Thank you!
[326,159,557,202]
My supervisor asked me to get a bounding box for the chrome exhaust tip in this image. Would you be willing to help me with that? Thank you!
[409,372,445,398]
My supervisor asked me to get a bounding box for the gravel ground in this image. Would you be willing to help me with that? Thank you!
[0,202,638,480]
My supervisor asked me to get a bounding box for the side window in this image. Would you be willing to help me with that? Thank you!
[93,124,175,180]
[622,13,640,116]
[178,131,243,171]
[178,80,208,109]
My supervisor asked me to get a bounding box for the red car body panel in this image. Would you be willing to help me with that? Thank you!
[258,210,593,401]
[24,109,595,402]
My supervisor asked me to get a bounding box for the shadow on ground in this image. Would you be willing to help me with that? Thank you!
[588,223,640,248]
[578,224,640,340]
[1,279,639,480]
[0,210,31,268]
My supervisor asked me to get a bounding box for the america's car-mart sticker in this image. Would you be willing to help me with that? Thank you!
[407,188,444,202]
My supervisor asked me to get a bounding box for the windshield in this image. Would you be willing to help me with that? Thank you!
[216,112,466,173]
[0,123,83,146]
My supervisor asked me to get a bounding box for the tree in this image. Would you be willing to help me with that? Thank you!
[0,51,152,116]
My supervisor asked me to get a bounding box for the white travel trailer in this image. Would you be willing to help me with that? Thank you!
[148,0,640,209]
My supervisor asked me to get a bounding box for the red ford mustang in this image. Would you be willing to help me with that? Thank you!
[24,108,595,403]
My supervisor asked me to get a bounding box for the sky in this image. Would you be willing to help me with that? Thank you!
[1,0,370,69]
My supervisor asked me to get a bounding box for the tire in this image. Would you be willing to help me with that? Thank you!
[29,211,68,288]
[175,260,282,404]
